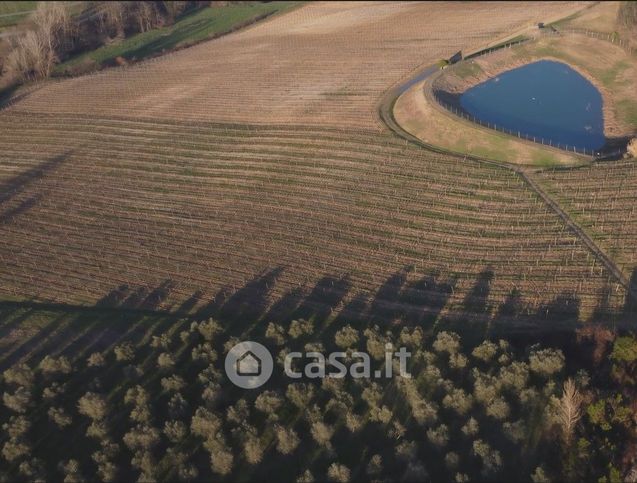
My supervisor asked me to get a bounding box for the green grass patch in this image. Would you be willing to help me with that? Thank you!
[0,1,37,28]
[596,60,630,88]
[617,98,637,126]
[451,61,483,80]
[56,2,301,73]
[531,150,561,168]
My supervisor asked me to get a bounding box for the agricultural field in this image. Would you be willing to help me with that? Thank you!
[9,1,589,129]
[0,112,626,326]
[1,1,637,482]
[538,160,637,280]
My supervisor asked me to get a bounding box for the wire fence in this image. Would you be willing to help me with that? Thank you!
[432,91,622,158]
[430,28,631,160]
[548,27,637,57]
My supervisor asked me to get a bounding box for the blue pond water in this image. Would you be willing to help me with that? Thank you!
[460,60,605,151]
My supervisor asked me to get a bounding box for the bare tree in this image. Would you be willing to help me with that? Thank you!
[135,2,160,33]
[628,138,637,159]
[7,1,74,80]
[558,378,582,445]
[96,1,127,39]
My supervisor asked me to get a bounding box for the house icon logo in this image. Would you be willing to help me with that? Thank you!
[225,341,273,389]
[236,350,261,376]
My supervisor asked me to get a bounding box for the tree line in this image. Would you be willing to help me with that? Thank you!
[0,314,636,481]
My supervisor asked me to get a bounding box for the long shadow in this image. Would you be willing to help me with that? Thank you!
[369,266,411,322]
[261,286,306,323]
[495,287,526,319]
[0,152,70,206]
[121,286,150,309]
[0,152,70,224]
[622,268,637,319]
[534,292,580,327]
[290,275,351,326]
[176,289,204,314]
[0,313,69,371]
[400,271,456,327]
[0,195,40,224]
[590,281,613,323]
[217,268,284,325]
[335,292,370,326]
[0,306,36,340]
[141,279,175,310]
[95,284,131,307]
[461,267,494,315]
[196,284,233,318]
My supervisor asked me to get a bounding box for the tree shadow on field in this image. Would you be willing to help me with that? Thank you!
[400,271,456,327]
[462,267,494,315]
[220,268,283,322]
[0,152,70,223]
[262,286,306,323]
[2,262,627,373]
[0,196,41,224]
[535,292,580,324]
[335,292,370,327]
[0,278,183,370]
[0,153,69,205]
[622,268,637,319]
[369,266,411,323]
[495,287,526,319]
[176,290,204,314]
[290,275,351,327]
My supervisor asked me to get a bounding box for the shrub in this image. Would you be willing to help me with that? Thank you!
[87,353,105,368]
[48,407,72,428]
[190,407,220,439]
[161,375,186,392]
[243,435,264,465]
[472,341,498,362]
[254,391,283,417]
[310,421,334,448]
[157,352,175,369]
[78,392,107,421]
[327,463,351,483]
[3,364,34,387]
[39,355,72,375]
[275,425,300,455]
[433,331,461,354]
[427,424,450,447]
[335,325,359,349]
[114,342,135,362]
[164,420,187,443]
[529,348,565,376]
[123,425,160,451]
[2,439,30,462]
[266,323,286,346]
[3,387,31,414]
[443,388,473,415]
[3,415,30,439]
[288,319,313,339]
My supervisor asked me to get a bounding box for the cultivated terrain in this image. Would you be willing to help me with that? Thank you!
[0,2,636,482]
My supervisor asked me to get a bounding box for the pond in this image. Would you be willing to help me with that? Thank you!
[459,60,605,152]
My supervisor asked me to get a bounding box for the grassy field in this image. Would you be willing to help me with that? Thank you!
[55,2,301,73]
[0,1,37,29]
